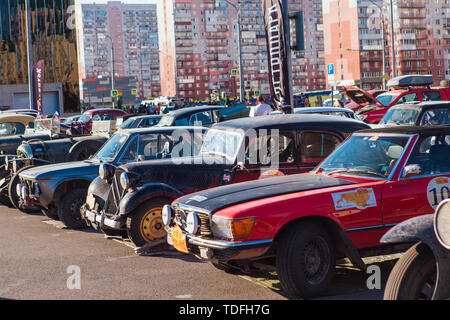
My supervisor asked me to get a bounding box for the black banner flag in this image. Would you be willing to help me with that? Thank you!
[263,0,291,107]
[32,59,45,115]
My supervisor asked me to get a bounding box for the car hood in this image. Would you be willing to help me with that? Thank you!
[174,173,355,214]
[19,160,100,180]
[121,156,233,193]
[343,86,382,107]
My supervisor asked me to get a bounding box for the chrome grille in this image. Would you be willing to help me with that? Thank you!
[105,168,125,214]
[174,206,212,237]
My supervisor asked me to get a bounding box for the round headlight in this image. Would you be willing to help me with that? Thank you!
[99,164,107,180]
[162,205,172,226]
[120,172,130,190]
[186,211,199,235]
[99,163,114,181]
[434,199,450,249]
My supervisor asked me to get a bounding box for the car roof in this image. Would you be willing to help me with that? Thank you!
[119,125,208,135]
[212,114,370,132]
[390,101,450,110]
[0,114,36,121]
[166,105,224,117]
[295,107,354,113]
[357,124,450,136]
[126,114,162,120]
[85,108,126,114]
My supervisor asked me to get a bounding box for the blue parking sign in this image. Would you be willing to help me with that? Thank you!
[327,64,334,75]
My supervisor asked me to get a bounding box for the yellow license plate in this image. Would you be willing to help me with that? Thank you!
[171,226,189,253]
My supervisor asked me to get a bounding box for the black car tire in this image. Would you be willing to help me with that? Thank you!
[8,166,41,213]
[384,242,437,300]
[276,222,335,298]
[126,198,170,247]
[57,188,88,229]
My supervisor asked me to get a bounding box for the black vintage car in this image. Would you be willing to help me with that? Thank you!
[2,134,108,212]
[155,104,247,127]
[382,199,450,300]
[82,114,370,247]
[18,126,207,229]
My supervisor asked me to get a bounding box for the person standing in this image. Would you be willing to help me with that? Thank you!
[250,95,273,117]
[316,95,323,107]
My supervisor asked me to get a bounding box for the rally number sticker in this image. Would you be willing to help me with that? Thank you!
[427,176,450,209]
[332,188,377,210]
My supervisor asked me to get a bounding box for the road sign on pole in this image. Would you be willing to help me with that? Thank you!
[327,64,334,75]
[131,88,137,96]
[111,90,119,98]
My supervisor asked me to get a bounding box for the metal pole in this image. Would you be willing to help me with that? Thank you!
[390,0,396,78]
[381,16,386,88]
[25,0,33,110]
[111,39,115,108]
[237,7,244,102]
[282,0,293,105]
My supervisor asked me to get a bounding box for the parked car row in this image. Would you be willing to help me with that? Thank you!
[1,99,450,300]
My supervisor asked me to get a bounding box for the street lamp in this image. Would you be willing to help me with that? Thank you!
[105,34,117,108]
[216,0,244,102]
[367,0,387,89]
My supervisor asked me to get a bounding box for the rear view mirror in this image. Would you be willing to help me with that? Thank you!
[402,164,421,179]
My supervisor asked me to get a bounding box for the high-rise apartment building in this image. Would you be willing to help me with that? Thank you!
[323,0,450,90]
[323,0,385,90]
[385,0,450,84]
[0,0,80,113]
[160,0,326,101]
[77,1,160,100]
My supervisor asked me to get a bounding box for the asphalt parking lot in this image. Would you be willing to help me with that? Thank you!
[0,205,400,300]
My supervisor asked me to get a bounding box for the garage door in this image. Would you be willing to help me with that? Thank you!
[13,91,59,115]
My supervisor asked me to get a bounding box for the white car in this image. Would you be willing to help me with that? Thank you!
[271,107,361,120]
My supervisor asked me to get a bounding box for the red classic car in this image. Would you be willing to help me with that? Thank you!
[164,125,450,298]
[344,75,450,124]
[65,108,127,134]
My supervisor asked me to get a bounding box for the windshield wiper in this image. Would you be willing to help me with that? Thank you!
[327,168,386,178]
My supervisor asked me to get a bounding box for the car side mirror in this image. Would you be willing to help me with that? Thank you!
[402,164,422,179]
[137,155,145,162]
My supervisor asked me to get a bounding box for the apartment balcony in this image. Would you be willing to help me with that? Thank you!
[399,12,426,19]
[397,0,425,8]
[399,20,426,29]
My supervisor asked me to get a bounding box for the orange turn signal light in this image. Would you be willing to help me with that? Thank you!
[230,217,256,240]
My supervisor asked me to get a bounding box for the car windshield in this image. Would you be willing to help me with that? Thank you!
[376,93,399,107]
[379,108,420,126]
[92,133,128,161]
[317,134,411,178]
[78,113,92,123]
[120,118,136,129]
[200,129,243,161]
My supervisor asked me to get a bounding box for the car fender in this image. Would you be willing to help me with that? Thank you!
[381,214,450,299]
[118,182,184,217]
[274,213,366,270]
[43,176,96,207]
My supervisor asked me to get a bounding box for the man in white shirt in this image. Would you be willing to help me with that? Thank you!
[251,95,273,117]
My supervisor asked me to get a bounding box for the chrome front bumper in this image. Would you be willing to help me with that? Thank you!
[165,225,273,260]
[81,204,123,229]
